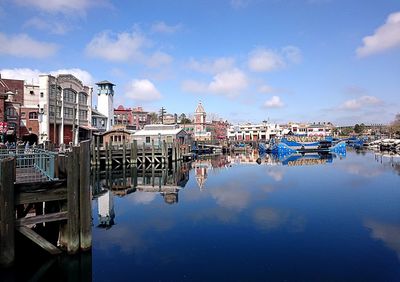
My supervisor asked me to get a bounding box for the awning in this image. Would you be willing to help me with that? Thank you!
[79,125,99,131]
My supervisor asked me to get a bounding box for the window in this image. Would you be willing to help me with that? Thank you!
[146,136,151,143]
[29,112,38,119]
[79,110,87,120]
[79,92,87,105]
[30,90,34,95]
[21,112,26,117]
[64,107,74,119]
[64,89,76,103]
[92,118,97,126]
[40,92,44,98]
[6,107,17,117]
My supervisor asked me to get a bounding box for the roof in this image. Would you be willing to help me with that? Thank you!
[91,107,107,118]
[195,102,205,113]
[134,127,186,137]
[96,80,115,86]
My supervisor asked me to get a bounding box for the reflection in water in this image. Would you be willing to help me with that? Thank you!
[365,219,400,260]
[98,190,115,229]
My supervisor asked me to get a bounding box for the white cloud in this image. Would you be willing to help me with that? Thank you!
[151,21,181,34]
[339,96,382,110]
[86,30,173,67]
[357,11,400,57]
[182,68,248,98]
[0,32,57,58]
[248,48,285,72]
[24,17,69,35]
[51,68,94,85]
[209,68,248,96]
[264,96,284,108]
[0,68,94,86]
[14,0,104,15]
[187,57,236,74]
[125,79,162,102]
[86,30,147,61]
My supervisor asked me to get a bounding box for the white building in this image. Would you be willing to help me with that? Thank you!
[227,122,282,141]
[38,74,93,145]
[96,80,115,131]
[133,124,190,146]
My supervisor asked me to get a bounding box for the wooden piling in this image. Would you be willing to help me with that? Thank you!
[122,138,126,165]
[131,140,137,165]
[151,140,155,164]
[142,142,145,166]
[79,140,91,251]
[0,157,15,267]
[96,136,100,167]
[67,147,80,254]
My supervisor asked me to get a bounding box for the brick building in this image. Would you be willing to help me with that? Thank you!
[0,75,25,142]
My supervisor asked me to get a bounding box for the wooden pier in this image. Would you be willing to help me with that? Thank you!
[0,141,92,267]
[90,138,191,168]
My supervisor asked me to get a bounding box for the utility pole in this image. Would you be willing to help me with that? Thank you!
[53,78,57,146]
[159,107,166,124]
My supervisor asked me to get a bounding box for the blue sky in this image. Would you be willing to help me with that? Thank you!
[0,0,399,125]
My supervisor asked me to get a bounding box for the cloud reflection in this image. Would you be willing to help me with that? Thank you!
[364,219,400,260]
[209,183,251,211]
[253,208,306,233]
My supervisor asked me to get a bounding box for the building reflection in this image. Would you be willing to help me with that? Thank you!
[192,155,231,190]
[92,163,190,228]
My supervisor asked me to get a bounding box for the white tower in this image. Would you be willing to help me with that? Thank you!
[96,80,115,131]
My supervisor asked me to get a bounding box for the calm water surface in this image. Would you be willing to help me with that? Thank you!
[92,149,400,282]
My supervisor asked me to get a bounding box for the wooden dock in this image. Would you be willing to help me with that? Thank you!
[90,139,191,167]
[0,141,92,267]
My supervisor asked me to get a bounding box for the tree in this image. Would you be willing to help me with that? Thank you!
[389,113,400,137]
[354,123,365,134]
[149,112,159,124]
[179,113,192,124]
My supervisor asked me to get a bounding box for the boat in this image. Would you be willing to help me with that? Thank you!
[259,137,346,155]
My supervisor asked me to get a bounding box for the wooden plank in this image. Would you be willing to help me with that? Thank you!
[17,226,61,255]
[0,157,15,267]
[16,211,68,226]
[67,147,80,254]
[16,186,67,205]
[79,140,92,251]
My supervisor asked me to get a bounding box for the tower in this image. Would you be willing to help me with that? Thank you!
[194,101,206,140]
[96,80,115,131]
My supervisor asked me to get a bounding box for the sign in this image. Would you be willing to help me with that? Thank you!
[0,121,7,134]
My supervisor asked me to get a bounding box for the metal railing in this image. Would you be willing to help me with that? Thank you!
[0,148,58,182]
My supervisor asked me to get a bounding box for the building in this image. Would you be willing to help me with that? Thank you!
[91,107,107,133]
[96,80,115,131]
[132,106,150,129]
[0,75,25,143]
[194,102,211,141]
[20,84,41,143]
[227,122,282,141]
[306,122,333,137]
[163,113,177,125]
[38,74,93,145]
[101,127,133,146]
[114,105,133,127]
[211,120,229,141]
[133,124,190,146]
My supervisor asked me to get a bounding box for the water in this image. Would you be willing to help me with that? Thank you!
[1,149,399,281]
[91,149,400,282]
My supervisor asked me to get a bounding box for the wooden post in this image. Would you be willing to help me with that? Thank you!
[142,142,145,166]
[79,141,91,251]
[122,138,126,166]
[108,141,113,167]
[105,142,109,167]
[96,136,100,167]
[172,142,176,162]
[67,147,80,254]
[163,141,168,166]
[132,165,138,188]
[151,139,155,164]
[131,140,137,165]
[0,158,15,267]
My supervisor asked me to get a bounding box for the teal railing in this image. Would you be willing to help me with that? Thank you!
[0,148,58,181]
